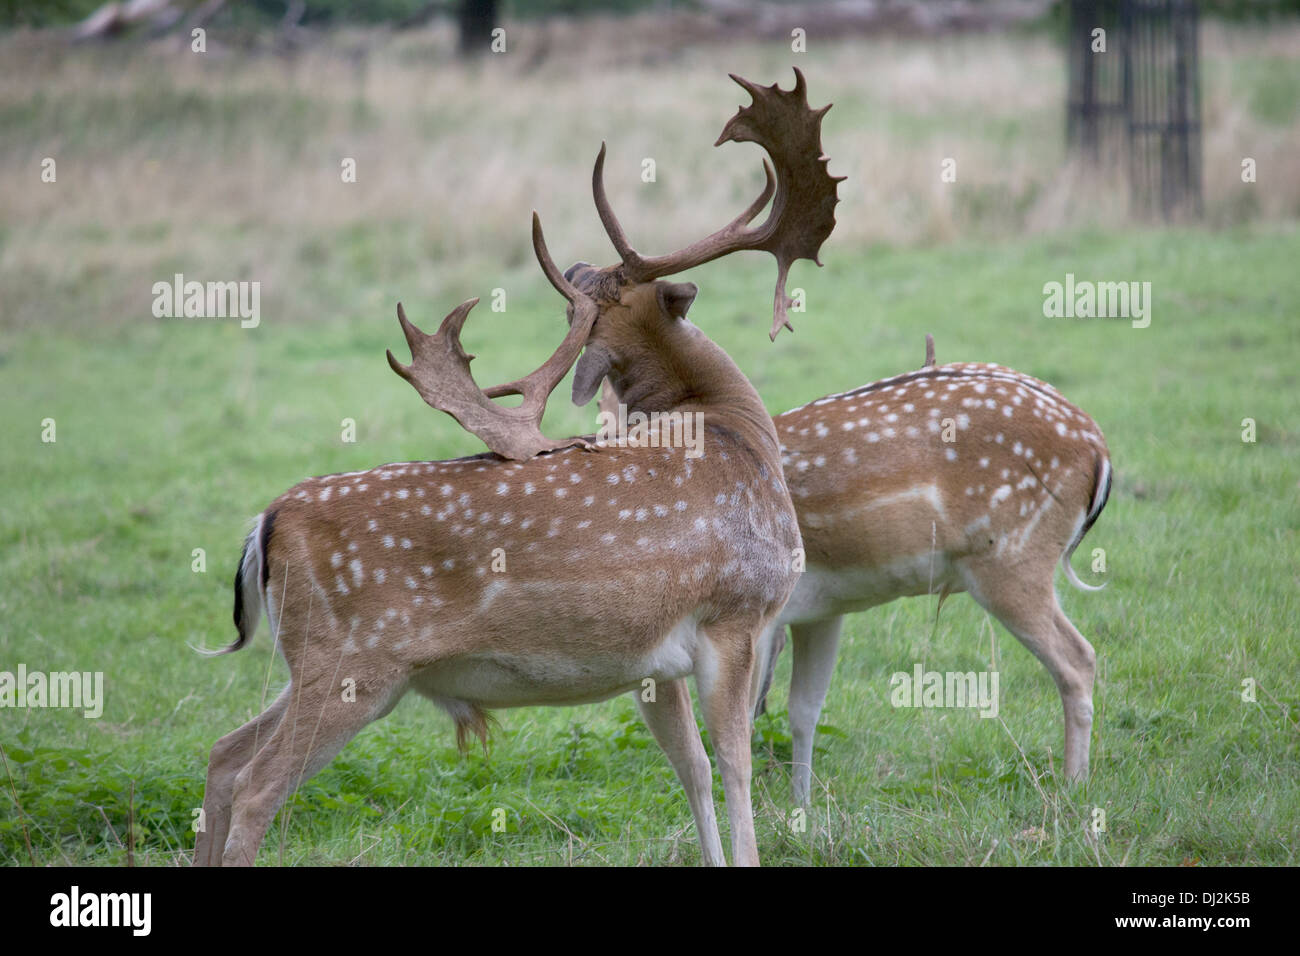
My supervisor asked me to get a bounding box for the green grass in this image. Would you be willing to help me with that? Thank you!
[2,222,1297,866]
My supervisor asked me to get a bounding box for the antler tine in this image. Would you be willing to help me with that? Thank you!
[482,213,599,401]
[590,67,841,340]
[385,213,599,462]
[592,142,640,273]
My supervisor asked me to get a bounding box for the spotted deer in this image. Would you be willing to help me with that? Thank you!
[750,337,1111,804]
[195,70,841,867]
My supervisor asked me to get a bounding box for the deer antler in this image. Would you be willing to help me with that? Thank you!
[594,67,843,340]
[386,214,599,461]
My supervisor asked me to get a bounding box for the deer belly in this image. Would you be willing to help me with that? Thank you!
[410,615,700,708]
[779,555,960,625]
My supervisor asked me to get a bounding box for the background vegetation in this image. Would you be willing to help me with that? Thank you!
[1,9,1297,865]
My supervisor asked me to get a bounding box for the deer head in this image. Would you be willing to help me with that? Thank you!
[387,68,842,461]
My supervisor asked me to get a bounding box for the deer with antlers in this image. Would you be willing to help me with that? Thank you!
[751,336,1111,805]
[195,69,841,867]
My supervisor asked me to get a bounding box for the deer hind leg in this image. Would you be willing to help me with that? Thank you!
[963,563,1096,782]
[195,686,291,867]
[635,679,725,866]
[695,619,765,867]
[221,669,406,866]
[751,620,787,722]
[787,616,845,807]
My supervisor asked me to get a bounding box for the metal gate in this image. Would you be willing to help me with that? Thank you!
[1066,0,1203,220]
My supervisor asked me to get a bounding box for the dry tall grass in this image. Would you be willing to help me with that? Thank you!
[0,15,1296,329]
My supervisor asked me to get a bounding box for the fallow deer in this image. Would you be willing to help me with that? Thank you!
[195,69,841,866]
[751,337,1111,804]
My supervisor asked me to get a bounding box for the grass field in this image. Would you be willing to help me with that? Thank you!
[1,21,1298,866]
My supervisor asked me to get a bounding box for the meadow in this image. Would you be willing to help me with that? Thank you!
[1,17,1297,865]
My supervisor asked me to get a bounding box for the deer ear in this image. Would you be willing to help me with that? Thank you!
[656,281,698,320]
[572,343,613,406]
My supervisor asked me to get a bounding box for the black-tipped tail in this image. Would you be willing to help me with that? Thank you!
[1062,455,1112,592]
[205,512,273,657]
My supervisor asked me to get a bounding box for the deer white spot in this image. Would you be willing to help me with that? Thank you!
[397,489,409,499]
[842,421,856,431]
[815,423,829,437]
[843,447,858,464]
[979,457,990,468]
[383,535,394,548]
[319,487,332,501]
[601,533,616,545]
[335,576,350,595]
[331,552,343,568]
[421,504,432,516]
[866,432,881,443]
[401,538,412,549]
[675,500,688,511]
[374,569,387,584]
[990,485,1012,506]
[350,559,364,586]
[1002,406,1013,417]
[654,504,669,517]
[945,448,958,461]
[694,518,707,531]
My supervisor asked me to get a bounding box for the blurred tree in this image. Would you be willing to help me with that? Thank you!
[457,0,498,55]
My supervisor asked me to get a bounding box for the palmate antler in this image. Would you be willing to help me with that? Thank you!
[594,67,843,340]
[386,214,599,462]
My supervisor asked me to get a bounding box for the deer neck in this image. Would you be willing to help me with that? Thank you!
[607,321,783,469]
